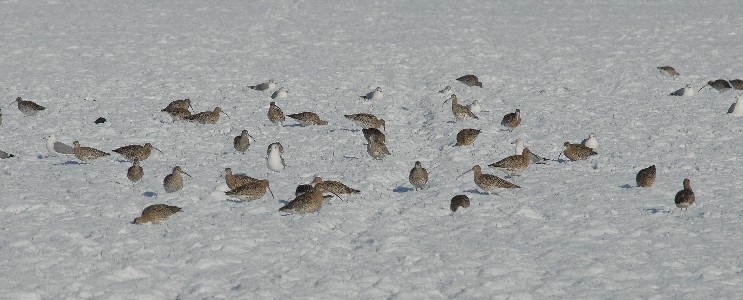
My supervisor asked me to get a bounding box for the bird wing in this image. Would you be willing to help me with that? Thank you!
[54,141,75,154]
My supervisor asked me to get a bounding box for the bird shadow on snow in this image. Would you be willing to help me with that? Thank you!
[393,186,413,193]
[464,189,490,195]
[55,160,83,165]
[142,191,157,197]
[619,184,633,189]
[643,207,672,214]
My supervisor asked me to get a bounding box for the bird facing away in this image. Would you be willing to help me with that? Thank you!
[271,87,289,99]
[455,129,481,146]
[728,95,743,116]
[295,184,314,197]
[10,97,46,116]
[73,141,110,163]
[279,178,342,214]
[133,204,182,224]
[249,79,277,91]
[581,133,598,150]
[730,79,743,90]
[345,113,385,130]
[361,87,383,100]
[501,109,521,131]
[698,79,732,93]
[46,134,75,156]
[456,75,482,88]
[127,160,144,184]
[267,102,286,126]
[636,165,656,187]
[163,166,191,193]
[311,177,361,195]
[267,142,286,172]
[457,165,520,195]
[287,112,328,126]
[561,142,598,161]
[112,143,160,162]
[225,179,274,202]
[450,195,471,212]
[185,107,228,124]
[657,66,679,77]
[443,94,478,121]
[362,128,386,144]
[367,140,391,160]
[233,129,255,153]
[488,148,531,177]
[511,139,549,164]
[409,161,429,191]
[674,178,695,211]
[224,167,260,190]
[162,98,192,112]
[670,84,694,96]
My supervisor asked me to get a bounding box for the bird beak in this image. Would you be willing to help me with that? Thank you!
[154,147,164,154]
[221,111,231,119]
[697,85,706,93]
[248,133,256,142]
[442,98,450,107]
[267,186,275,199]
[180,170,192,178]
[330,191,344,202]
[455,169,472,180]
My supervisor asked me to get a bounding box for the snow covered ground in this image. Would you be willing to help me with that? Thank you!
[2,0,743,298]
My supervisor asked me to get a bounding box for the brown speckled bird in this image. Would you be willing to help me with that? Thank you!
[233,130,254,153]
[127,160,144,185]
[457,165,520,195]
[280,178,341,214]
[456,75,482,88]
[408,161,429,191]
[455,129,481,146]
[636,165,656,187]
[345,113,386,130]
[698,79,732,93]
[501,109,521,132]
[488,148,531,177]
[10,97,46,116]
[73,141,110,163]
[267,102,286,126]
[561,142,597,161]
[443,94,478,121]
[224,168,259,190]
[730,79,743,90]
[657,66,679,77]
[162,98,192,112]
[163,166,191,193]
[362,128,386,144]
[112,143,160,162]
[185,106,228,124]
[287,112,328,126]
[450,195,471,212]
[674,178,695,211]
[225,179,274,202]
[133,204,182,224]
[311,177,360,195]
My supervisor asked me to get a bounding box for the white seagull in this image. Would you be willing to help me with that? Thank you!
[361,87,383,100]
[511,138,548,164]
[670,84,694,97]
[581,133,598,150]
[266,142,285,172]
[46,134,75,156]
[271,87,288,99]
[728,95,743,116]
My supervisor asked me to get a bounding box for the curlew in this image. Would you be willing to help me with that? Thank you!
[133,204,182,224]
[488,148,531,177]
[443,94,478,121]
[345,113,385,130]
[408,161,429,191]
[450,195,471,212]
[287,112,328,126]
[163,108,192,121]
[512,139,549,164]
[312,176,360,195]
[674,178,695,211]
[362,128,386,144]
[279,178,342,214]
[457,165,520,195]
[162,98,192,112]
[112,143,161,162]
[127,160,144,185]
[367,140,391,160]
[267,102,286,126]
[185,107,229,124]
[10,97,45,116]
[456,75,482,88]
[73,141,110,163]
[698,79,732,93]
[455,129,481,146]
[657,66,679,77]
[501,109,521,132]
[224,167,260,190]
[163,166,191,193]
[561,142,597,161]
[635,165,656,187]
[225,179,274,202]
[233,129,255,153]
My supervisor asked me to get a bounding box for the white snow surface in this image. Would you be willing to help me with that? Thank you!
[2,0,743,298]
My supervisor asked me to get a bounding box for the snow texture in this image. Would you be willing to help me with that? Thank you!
[1,0,743,298]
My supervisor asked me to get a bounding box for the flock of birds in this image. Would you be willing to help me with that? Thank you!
[3,69,740,224]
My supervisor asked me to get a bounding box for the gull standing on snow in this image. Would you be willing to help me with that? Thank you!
[727,95,743,116]
[581,133,598,150]
[361,87,383,101]
[465,100,481,114]
[249,79,277,91]
[271,87,289,99]
[267,142,285,172]
[46,134,75,156]
[669,84,694,97]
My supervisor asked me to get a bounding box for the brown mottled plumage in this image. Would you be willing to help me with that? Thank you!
[408,161,429,191]
[730,79,743,90]
[636,165,656,187]
[562,142,597,161]
[698,79,732,93]
[488,148,531,177]
[443,94,478,121]
[344,113,386,130]
[312,177,360,195]
[268,102,286,125]
[11,97,46,116]
[674,178,695,211]
[362,128,386,144]
[280,179,339,214]
[163,166,191,193]
[185,107,227,124]
[233,130,253,153]
[225,179,274,202]
[287,112,328,126]
[224,168,259,190]
[162,98,192,112]
[127,160,144,184]
[455,129,481,146]
[112,143,159,161]
[133,204,182,224]
[457,165,520,195]
[657,66,679,77]
[501,109,521,131]
[163,108,192,121]
[367,140,391,159]
[456,75,482,88]
[450,195,470,212]
[73,141,110,162]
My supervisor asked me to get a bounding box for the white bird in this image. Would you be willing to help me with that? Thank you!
[46,134,75,156]
[511,138,549,164]
[728,95,743,116]
[271,87,288,99]
[267,142,285,172]
[361,87,383,100]
[465,100,481,114]
[438,85,452,94]
[249,79,277,91]
[670,84,694,97]
[581,133,598,150]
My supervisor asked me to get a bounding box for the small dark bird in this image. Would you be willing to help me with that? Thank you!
[674,178,695,211]
[635,165,656,187]
[450,195,471,212]
[456,75,482,88]
[94,117,107,124]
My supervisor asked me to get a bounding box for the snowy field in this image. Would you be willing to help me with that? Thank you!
[2,0,743,298]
